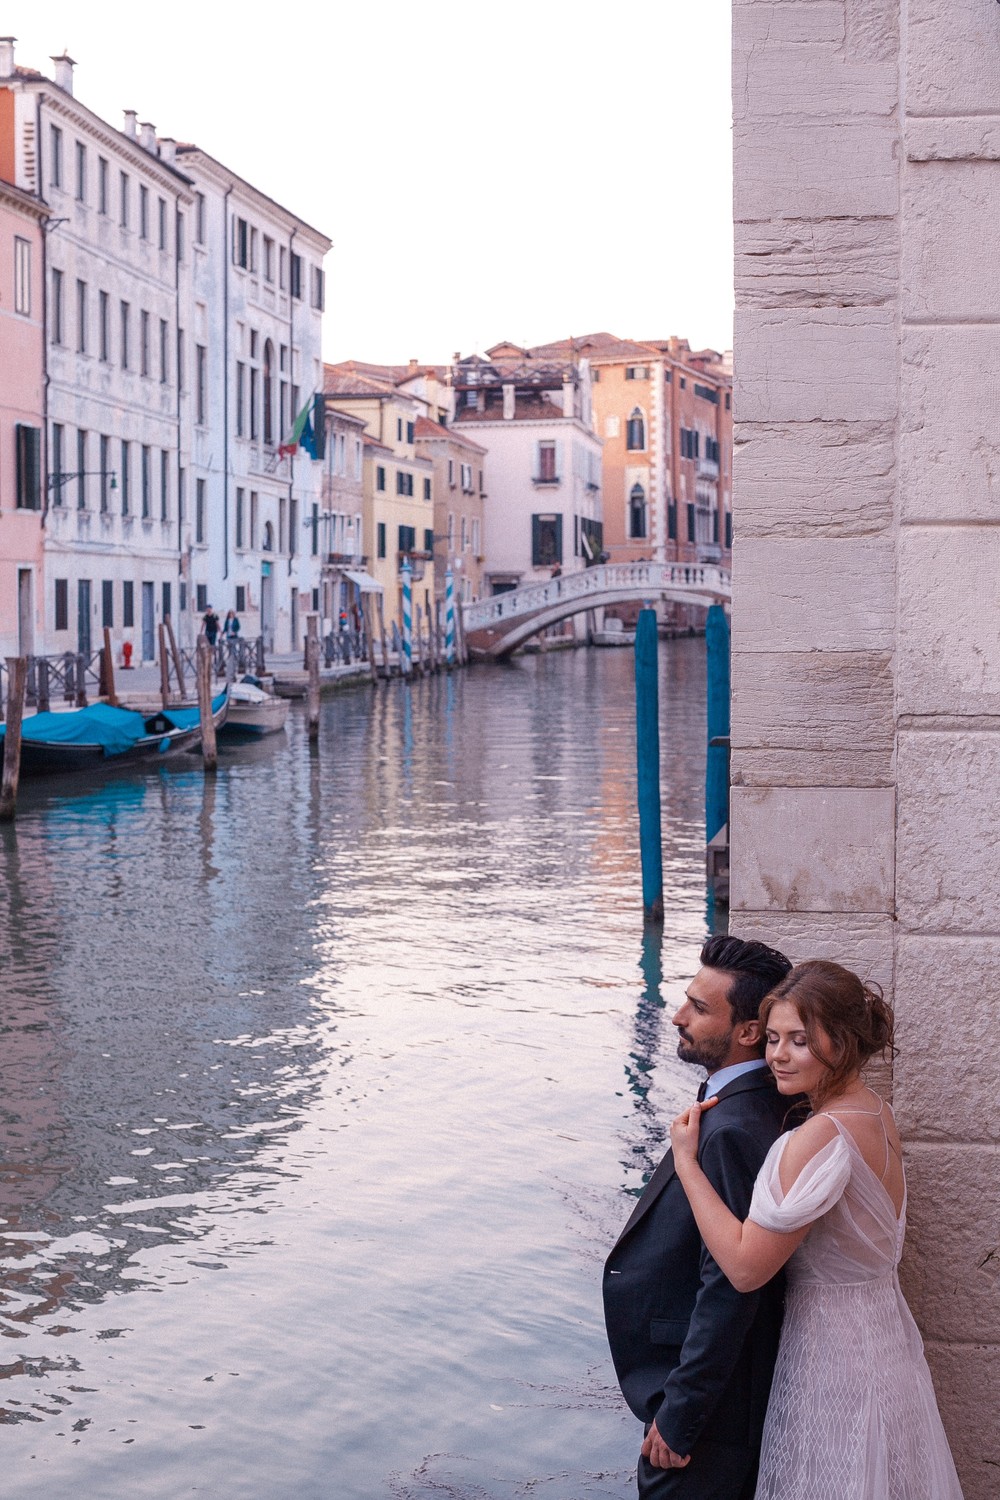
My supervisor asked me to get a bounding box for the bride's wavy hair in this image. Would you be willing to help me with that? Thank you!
[759,960,896,1108]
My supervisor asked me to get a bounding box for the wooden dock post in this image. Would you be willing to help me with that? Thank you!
[705,603,731,846]
[361,594,379,685]
[376,594,390,678]
[634,608,664,922]
[0,656,28,823]
[101,626,118,705]
[196,637,218,773]
[158,625,170,707]
[306,613,320,742]
[75,653,88,706]
[165,618,186,699]
[37,657,50,713]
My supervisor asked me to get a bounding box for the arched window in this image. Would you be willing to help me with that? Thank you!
[262,520,274,552]
[629,483,647,540]
[626,407,645,451]
[263,340,275,446]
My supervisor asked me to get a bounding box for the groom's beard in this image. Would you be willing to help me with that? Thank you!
[675,1027,735,1073]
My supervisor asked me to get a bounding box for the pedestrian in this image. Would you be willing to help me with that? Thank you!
[202,604,220,646]
[223,609,241,641]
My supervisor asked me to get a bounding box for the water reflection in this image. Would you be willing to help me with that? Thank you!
[0,642,713,1497]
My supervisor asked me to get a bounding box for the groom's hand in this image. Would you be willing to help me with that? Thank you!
[641,1420,691,1470]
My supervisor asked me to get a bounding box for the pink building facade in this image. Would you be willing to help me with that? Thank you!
[0,175,45,657]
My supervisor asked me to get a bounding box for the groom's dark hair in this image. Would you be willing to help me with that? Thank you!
[700,934,793,1027]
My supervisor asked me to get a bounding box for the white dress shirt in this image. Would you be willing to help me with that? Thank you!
[702,1058,769,1101]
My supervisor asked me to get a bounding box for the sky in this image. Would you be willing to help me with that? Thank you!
[7,0,734,365]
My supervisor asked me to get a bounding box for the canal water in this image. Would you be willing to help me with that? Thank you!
[0,640,714,1500]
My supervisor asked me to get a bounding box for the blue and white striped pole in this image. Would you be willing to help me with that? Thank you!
[401,557,413,676]
[444,568,455,666]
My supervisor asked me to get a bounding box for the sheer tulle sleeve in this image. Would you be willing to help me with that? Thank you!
[748,1131,852,1233]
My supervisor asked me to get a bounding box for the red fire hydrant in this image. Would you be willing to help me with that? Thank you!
[121,640,133,670]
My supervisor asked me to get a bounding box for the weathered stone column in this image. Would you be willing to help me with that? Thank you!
[732,3,1000,1494]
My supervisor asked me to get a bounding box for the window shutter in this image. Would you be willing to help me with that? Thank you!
[554,513,563,563]
[531,513,541,566]
[555,442,564,480]
[16,424,42,510]
[687,503,696,542]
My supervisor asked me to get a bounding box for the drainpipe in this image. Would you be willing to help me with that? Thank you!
[287,225,296,585]
[175,183,183,580]
[37,93,50,531]
[223,183,233,581]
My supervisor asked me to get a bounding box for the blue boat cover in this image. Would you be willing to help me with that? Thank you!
[0,702,149,757]
[160,692,227,731]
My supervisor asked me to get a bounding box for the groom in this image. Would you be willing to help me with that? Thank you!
[604,935,795,1499]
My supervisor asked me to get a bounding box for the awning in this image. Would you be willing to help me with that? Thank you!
[343,568,383,594]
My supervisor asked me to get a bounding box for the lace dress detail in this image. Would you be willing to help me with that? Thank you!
[747,1113,964,1500]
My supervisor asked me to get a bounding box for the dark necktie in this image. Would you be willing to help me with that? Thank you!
[696,1080,708,1103]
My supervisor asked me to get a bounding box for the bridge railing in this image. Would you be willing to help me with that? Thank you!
[461,561,731,633]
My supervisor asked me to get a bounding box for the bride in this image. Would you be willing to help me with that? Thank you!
[668,959,964,1500]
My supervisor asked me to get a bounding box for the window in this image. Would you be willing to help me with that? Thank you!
[236,362,246,436]
[234,216,249,268]
[667,500,677,541]
[406,420,414,444]
[626,408,645,451]
[235,487,245,549]
[195,584,207,613]
[687,502,696,542]
[531,513,562,568]
[537,441,557,483]
[250,227,258,273]
[424,528,434,553]
[178,466,185,522]
[279,496,286,552]
[14,237,30,315]
[263,341,274,446]
[141,445,151,518]
[77,429,87,509]
[75,140,86,201]
[725,511,733,549]
[250,362,258,439]
[98,156,109,214]
[263,236,274,282]
[140,310,150,376]
[50,125,63,188]
[279,245,287,290]
[311,502,319,556]
[423,477,431,501]
[354,439,362,480]
[158,196,167,251]
[119,171,129,228]
[625,365,648,381]
[447,512,454,547]
[176,210,184,261]
[195,192,206,244]
[177,328,185,392]
[461,463,473,492]
[398,524,416,553]
[694,382,719,405]
[235,585,246,613]
[76,279,87,352]
[289,497,297,556]
[725,392,731,411]
[120,439,130,514]
[196,345,207,425]
[123,580,135,627]
[55,578,69,631]
[471,518,480,555]
[397,418,403,442]
[680,428,699,460]
[396,471,414,496]
[311,265,324,309]
[290,252,303,300]
[250,491,258,550]
[447,459,455,487]
[195,478,206,543]
[99,290,110,361]
[629,483,647,540]
[162,581,171,622]
[161,450,169,521]
[15,424,41,510]
[120,300,130,368]
[159,319,169,384]
[478,469,484,495]
[376,466,386,492]
[102,580,114,629]
[460,515,468,551]
[100,435,111,512]
[377,521,386,559]
[51,422,65,506]
[51,268,64,343]
[139,184,149,240]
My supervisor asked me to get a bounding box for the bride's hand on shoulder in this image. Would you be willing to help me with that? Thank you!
[670,1098,718,1170]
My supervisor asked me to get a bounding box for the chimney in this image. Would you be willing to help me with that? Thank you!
[502,383,515,421]
[0,37,16,77]
[562,379,575,419]
[123,109,138,139]
[158,136,177,166]
[139,120,156,152]
[51,51,75,95]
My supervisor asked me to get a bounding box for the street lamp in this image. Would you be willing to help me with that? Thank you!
[47,470,118,490]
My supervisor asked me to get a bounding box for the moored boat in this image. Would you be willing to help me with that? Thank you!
[0,693,229,776]
[220,676,290,738]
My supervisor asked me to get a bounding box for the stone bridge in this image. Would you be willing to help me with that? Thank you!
[462,561,731,658]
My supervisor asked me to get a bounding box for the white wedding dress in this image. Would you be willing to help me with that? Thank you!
[748,1106,964,1500]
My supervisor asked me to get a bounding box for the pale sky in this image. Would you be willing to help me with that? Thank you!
[8,0,734,364]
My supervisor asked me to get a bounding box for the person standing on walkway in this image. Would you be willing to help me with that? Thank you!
[202,606,220,646]
[604,935,796,1499]
[223,609,240,641]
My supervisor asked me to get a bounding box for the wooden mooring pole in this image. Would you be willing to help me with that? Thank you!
[101,626,118,705]
[362,594,379,685]
[0,656,28,823]
[634,609,664,923]
[158,625,171,708]
[705,603,731,846]
[306,614,320,742]
[196,637,218,773]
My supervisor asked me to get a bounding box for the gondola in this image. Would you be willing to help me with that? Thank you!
[0,692,229,776]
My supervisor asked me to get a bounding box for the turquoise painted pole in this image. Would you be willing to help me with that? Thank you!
[444,568,455,666]
[705,603,731,844]
[401,557,413,676]
[634,608,664,922]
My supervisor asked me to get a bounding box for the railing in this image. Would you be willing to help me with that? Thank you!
[461,560,731,633]
[321,629,366,668]
[167,636,266,698]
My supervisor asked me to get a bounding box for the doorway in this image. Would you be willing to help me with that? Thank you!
[142,581,155,661]
[260,563,274,651]
[17,569,34,656]
[77,579,92,656]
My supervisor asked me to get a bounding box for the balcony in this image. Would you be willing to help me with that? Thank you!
[532,473,561,487]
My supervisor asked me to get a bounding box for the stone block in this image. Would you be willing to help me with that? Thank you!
[731,785,895,913]
[906,0,1000,116]
[732,747,893,788]
[845,0,898,63]
[736,215,898,310]
[735,420,895,538]
[908,116,1000,164]
[909,1343,1000,1500]
[724,910,894,992]
[893,937,1000,1144]
[898,527,1000,715]
[896,730,1000,933]
[901,328,1000,522]
[899,1146,1000,1344]
[737,2,845,47]
[735,309,897,423]
[903,161,1000,320]
[732,536,895,652]
[734,45,897,122]
[734,121,899,221]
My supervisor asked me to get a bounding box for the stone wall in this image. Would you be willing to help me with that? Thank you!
[731,2,1000,1493]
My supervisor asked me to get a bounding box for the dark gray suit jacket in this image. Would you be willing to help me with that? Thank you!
[604,1069,794,1464]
